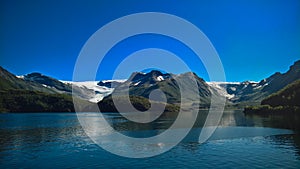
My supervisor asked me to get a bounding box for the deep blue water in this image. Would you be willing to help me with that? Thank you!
[0,111,300,168]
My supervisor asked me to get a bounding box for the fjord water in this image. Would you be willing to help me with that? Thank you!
[0,111,300,168]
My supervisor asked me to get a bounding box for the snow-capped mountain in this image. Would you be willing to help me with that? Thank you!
[110,70,213,107]
[14,72,125,103]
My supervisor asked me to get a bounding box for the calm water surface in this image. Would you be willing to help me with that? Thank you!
[0,111,300,168]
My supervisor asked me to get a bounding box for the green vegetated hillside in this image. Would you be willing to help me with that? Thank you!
[262,80,300,107]
[0,66,75,112]
[0,90,74,112]
[244,80,300,115]
[244,80,300,131]
[98,95,179,113]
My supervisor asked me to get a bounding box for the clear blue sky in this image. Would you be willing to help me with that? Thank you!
[1,0,299,82]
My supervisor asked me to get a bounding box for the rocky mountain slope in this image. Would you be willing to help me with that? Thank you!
[208,60,300,103]
[110,70,213,108]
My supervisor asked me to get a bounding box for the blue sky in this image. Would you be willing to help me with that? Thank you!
[1,0,299,82]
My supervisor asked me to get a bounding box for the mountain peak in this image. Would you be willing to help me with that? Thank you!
[127,70,170,84]
[26,72,42,77]
[148,70,163,76]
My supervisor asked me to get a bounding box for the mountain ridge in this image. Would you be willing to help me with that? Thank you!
[1,59,299,112]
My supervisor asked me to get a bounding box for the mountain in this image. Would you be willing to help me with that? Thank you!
[0,66,123,112]
[99,60,300,112]
[111,70,213,107]
[16,72,117,103]
[97,70,212,113]
[1,59,299,113]
[0,66,75,112]
[244,79,300,113]
[210,60,300,103]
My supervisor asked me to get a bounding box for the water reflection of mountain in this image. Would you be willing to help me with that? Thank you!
[245,113,300,131]
[104,110,282,135]
[1,113,300,163]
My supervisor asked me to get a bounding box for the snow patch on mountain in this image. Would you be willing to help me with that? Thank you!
[41,84,52,88]
[16,75,24,79]
[207,82,241,85]
[100,79,127,83]
[61,81,115,103]
[230,87,237,91]
[134,81,141,86]
[207,82,240,99]
[156,75,164,81]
